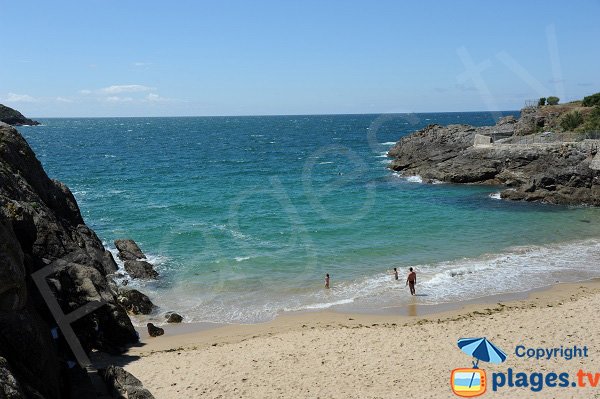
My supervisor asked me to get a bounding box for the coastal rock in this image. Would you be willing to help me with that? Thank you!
[165,312,183,323]
[0,105,40,126]
[100,365,156,399]
[0,357,26,398]
[114,239,146,261]
[147,323,164,337]
[118,289,155,315]
[497,115,517,125]
[0,122,139,396]
[124,260,158,279]
[388,113,600,206]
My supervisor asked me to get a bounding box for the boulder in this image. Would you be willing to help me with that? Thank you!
[124,260,158,279]
[165,312,183,323]
[118,289,155,315]
[114,239,146,261]
[100,365,155,399]
[147,323,164,337]
[473,134,492,146]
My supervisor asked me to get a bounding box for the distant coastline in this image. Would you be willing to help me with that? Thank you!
[0,103,40,125]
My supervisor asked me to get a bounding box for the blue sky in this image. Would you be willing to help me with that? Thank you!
[1,0,599,117]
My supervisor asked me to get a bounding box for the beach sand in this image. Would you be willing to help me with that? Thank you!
[116,280,600,398]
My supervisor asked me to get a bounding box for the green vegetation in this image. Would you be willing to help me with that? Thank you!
[546,96,560,105]
[578,106,600,132]
[538,97,546,106]
[582,92,600,107]
[559,111,583,131]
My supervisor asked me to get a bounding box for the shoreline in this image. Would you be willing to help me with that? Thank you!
[109,278,600,398]
[121,235,600,328]
[123,277,600,353]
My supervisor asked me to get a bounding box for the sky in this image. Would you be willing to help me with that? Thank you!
[1,0,599,117]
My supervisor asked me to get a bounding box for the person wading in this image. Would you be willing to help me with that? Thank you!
[406,267,417,295]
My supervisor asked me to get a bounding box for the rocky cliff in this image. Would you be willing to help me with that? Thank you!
[388,115,600,206]
[0,104,40,126]
[0,121,141,397]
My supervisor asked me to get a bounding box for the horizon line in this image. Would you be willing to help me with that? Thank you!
[28,109,520,119]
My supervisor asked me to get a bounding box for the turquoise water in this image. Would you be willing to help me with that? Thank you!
[19,113,600,323]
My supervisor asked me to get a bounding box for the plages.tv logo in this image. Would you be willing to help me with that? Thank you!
[451,337,508,397]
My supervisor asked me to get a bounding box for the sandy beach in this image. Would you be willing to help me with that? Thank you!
[110,280,600,398]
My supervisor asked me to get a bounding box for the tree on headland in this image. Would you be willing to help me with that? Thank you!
[582,92,600,107]
[538,97,546,106]
[546,96,560,106]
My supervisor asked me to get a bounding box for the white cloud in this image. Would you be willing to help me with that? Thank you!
[133,62,152,67]
[143,93,184,103]
[75,85,181,105]
[105,96,134,103]
[144,93,166,102]
[146,93,161,101]
[56,96,73,103]
[4,92,37,103]
[100,84,155,94]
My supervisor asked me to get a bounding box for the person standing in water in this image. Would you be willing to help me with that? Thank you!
[391,267,399,281]
[325,273,330,289]
[406,267,416,295]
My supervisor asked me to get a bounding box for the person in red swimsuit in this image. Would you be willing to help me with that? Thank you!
[406,267,416,295]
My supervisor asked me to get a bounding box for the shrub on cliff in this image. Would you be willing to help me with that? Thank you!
[547,96,560,105]
[578,106,600,132]
[582,92,600,107]
[559,111,583,131]
[538,97,546,106]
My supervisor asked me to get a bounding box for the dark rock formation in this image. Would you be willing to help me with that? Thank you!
[388,116,600,206]
[0,122,139,397]
[114,239,146,261]
[146,323,164,337]
[124,260,158,279]
[0,357,26,398]
[0,104,40,126]
[165,312,183,323]
[100,365,155,399]
[117,289,155,315]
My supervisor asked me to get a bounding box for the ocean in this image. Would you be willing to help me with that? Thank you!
[19,112,600,324]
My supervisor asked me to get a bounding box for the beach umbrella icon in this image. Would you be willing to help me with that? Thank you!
[458,337,507,368]
[457,337,507,390]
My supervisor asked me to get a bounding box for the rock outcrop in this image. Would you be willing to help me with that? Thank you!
[115,239,159,279]
[117,289,155,315]
[114,239,146,261]
[388,117,600,206]
[0,122,143,397]
[0,104,40,126]
[165,312,183,323]
[100,366,155,399]
[146,323,164,337]
[0,357,25,398]
[124,260,158,279]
